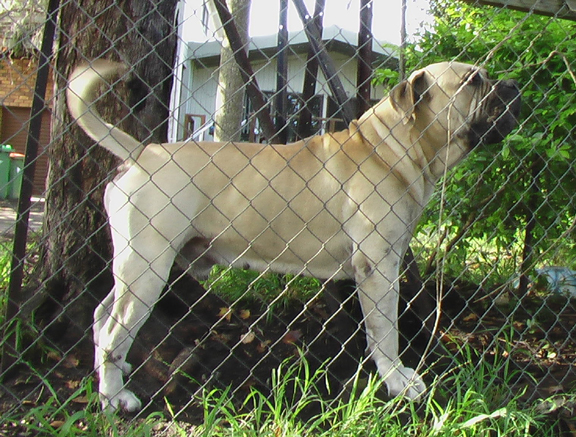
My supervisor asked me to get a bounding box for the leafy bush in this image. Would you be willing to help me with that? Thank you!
[376,1,576,288]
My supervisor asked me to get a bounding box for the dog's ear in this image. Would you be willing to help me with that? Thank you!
[390,69,428,125]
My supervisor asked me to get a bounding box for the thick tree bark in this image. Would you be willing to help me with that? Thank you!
[213,0,251,142]
[34,0,178,345]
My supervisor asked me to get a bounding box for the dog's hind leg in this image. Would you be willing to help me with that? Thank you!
[93,289,112,371]
[93,288,134,375]
[94,233,181,412]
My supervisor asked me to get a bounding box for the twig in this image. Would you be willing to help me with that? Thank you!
[497,50,576,86]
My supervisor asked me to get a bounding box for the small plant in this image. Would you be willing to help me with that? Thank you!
[0,237,39,326]
[168,351,559,436]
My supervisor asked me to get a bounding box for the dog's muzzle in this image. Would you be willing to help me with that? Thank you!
[469,79,521,147]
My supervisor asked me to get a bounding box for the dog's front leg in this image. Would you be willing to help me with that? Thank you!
[353,250,426,400]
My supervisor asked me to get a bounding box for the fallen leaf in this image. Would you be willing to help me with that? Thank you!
[257,340,271,353]
[50,420,65,429]
[211,331,232,343]
[241,331,256,344]
[63,355,80,368]
[46,350,62,362]
[282,330,302,345]
[65,380,81,390]
[239,309,251,320]
[218,307,232,322]
[71,395,90,404]
[241,378,258,390]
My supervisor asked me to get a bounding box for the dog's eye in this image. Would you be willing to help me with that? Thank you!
[467,72,482,86]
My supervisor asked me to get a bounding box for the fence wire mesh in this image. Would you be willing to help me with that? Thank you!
[0,0,576,433]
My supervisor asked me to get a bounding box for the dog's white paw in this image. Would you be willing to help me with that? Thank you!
[101,389,142,412]
[384,366,426,401]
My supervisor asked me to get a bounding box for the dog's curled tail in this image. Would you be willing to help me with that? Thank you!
[67,60,144,164]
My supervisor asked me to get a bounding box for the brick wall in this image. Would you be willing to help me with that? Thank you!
[0,57,54,107]
[0,57,53,196]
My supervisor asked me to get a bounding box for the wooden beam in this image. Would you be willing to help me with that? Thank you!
[296,0,325,139]
[292,0,356,125]
[462,0,576,21]
[356,0,373,117]
[274,0,289,144]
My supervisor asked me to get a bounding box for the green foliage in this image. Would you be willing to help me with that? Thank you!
[0,241,12,290]
[377,1,576,281]
[203,265,321,313]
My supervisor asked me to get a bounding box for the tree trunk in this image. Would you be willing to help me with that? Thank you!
[399,0,407,80]
[34,0,178,346]
[518,155,543,296]
[213,0,251,142]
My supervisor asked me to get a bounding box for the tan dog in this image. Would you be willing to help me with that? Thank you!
[67,60,520,411]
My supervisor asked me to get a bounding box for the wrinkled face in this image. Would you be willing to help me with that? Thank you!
[410,62,521,149]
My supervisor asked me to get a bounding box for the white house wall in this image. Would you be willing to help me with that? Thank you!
[178,51,387,141]
[182,66,218,131]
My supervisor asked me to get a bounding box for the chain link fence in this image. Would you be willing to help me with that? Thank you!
[0,0,575,432]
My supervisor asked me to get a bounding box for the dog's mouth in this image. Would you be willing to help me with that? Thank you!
[468,79,521,147]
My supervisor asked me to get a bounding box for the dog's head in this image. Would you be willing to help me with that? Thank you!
[389,61,521,158]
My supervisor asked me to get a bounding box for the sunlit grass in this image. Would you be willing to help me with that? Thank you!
[0,348,557,436]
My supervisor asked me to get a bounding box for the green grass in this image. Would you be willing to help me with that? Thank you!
[185,347,559,437]
[0,242,11,289]
[203,265,322,314]
[0,237,39,324]
[0,377,163,436]
[0,240,13,315]
[0,347,563,436]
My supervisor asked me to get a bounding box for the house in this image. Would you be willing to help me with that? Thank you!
[0,1,50,197]
[0,26,397,197]
[170,26,397,143]
[0,57,52,196]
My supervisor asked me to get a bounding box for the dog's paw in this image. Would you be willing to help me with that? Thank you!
[385,366,426,401]
[101,389,142,412]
